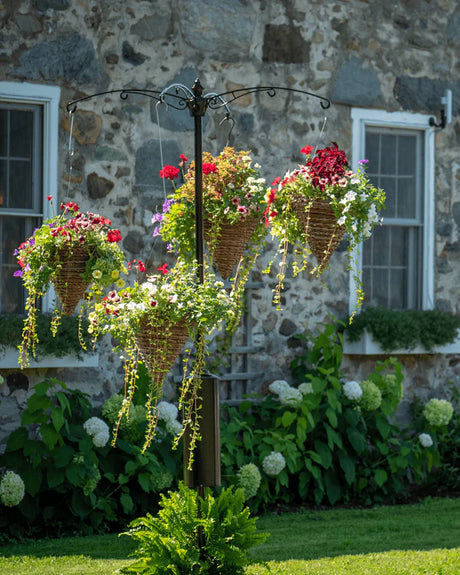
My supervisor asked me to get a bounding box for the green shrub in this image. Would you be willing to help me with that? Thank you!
[122,482,268,575]
[344,307,460,352]
[0,313,92,358]
[0,379,181,539]
[221,322,439,511]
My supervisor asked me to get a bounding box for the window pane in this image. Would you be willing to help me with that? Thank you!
[0,160,5,207]
[10,110,33,158]
[0,216,39,313]
[380,176,396,218]
[380,134,396,175]
[398,135,416,176]
[365,132,380,172]
[389,269,406,309]
[397,175,416,219]
[391,227,408,267]
[372,225,389,266]
[0,109,7,157]
[10,160,33,209]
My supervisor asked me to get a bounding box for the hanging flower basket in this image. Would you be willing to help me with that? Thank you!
[135,317,189,376]
[204,216,259,280]
[14,201,126,367]
[52,244,91,316]
[292,197,345,271]
[265,144,385,314]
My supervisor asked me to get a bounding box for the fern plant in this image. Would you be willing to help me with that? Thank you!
[122,482,267,574]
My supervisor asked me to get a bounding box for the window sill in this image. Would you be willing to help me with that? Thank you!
[343,330,460,356]
[0,347,99,369]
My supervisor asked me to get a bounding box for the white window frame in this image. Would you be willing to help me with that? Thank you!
[349,108,435,314]
[0,81,60,312]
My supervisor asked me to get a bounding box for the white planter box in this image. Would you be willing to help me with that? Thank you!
[343,329,460,356]
[0,347,99,369]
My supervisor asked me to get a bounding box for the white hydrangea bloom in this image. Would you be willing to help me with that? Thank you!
[262,451,286,477]
[278,386,303,408]
[157,401,179,423]
[343,380,363,401]
[419,433,433,448]
[83,417,110,447]
[0,470,25,507]
[166,418,183,436]
[268,380,290,396]
[92,429,110,448]
[299,382,314,395]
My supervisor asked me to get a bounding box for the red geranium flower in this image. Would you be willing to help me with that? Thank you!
[107,230,122,243]
[159,165,180,180]
[157,263,169,275]
[179,153,188,162]
[300,145,314,155]
[202,163,218,175]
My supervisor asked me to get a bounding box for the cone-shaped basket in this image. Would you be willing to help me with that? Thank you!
[136,317,189,377]
[204,217,259,280]
[52,244,90,316]
[293,197,345,269]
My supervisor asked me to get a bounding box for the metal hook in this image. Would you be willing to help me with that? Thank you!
[219,112,235,147]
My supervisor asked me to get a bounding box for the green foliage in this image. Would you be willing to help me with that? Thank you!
[0,313,91,358]
[344,307,460,352]
[122,482,268,575]
[0,379,181,540]
[221,322,439,511]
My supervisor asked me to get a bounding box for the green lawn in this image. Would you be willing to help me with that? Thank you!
[1,497,459,574]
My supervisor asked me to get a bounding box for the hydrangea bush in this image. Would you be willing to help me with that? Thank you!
[221,322,442,511]
[0,379,181,539]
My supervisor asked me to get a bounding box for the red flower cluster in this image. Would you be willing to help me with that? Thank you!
[159,165,180,180]
[157,263,169,275]
[128,259,146,272]
[202,162,218,175]
[107,230,122,243]
[305,143,349,190]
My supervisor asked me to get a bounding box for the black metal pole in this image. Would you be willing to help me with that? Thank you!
[183,80,221,490]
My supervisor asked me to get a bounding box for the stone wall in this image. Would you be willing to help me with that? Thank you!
[0,0,459,443]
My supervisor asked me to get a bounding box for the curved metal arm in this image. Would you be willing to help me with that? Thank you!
[207,85,331,110]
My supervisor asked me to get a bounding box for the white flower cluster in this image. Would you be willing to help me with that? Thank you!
[0,470,25,507]
[268,380,303,408]
[83,416,110,448]
[262,451,286,477]
[299,382,314,395]
[157,401,183,436]
[343,380,363,401]
[418,433,433,448]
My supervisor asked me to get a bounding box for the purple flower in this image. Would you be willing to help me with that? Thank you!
[358,159,369,165]
[153,227,160,237]
[13,270,24,277]
[162,198,174,212]
[152,213,163,224]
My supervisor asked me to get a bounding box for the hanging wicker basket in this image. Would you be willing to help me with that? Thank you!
[135,317,189,377]
[52,244,90,316]
[292,197,345,269]
[204,217,259,280]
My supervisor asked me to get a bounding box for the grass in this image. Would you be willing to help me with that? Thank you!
[1,497,459,574]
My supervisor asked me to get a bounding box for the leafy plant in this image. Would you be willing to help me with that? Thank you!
[221,322,439,511]
[0,379,181,539]
[0,312,91,358]
[122,482,268,575]
[344,307,460,352]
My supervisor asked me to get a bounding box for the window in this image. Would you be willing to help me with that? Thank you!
[350,108,435,312]
[0,82,60,314]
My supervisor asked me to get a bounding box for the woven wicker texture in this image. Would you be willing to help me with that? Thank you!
[135,318,189,377]
[52,244,90,316]
[204,217,258,279]
[293,197,345,268]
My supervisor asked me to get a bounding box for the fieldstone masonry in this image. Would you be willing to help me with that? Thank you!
[0,0,459,447]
